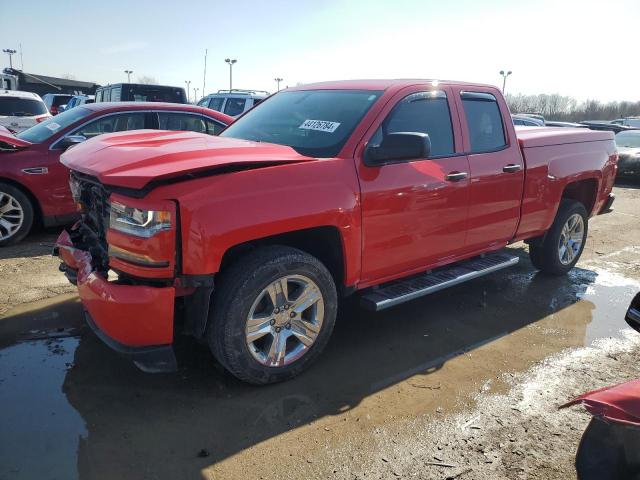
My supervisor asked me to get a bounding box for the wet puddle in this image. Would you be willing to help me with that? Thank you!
[0,338,85,480]
[0,254,638,479]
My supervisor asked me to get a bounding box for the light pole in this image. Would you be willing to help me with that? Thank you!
[124,69,133,82]
[2,49,17,69]
[225,58,237,90]
[185,80,191,102]
[194,87,199,102]
[274,77,283,92]
[499,70,512,94]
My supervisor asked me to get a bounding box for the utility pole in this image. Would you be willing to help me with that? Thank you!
[124,69,133,82]
[2,49,17,69]
[194,87,199,102]
[185,80,191,102]
[19,44,23,70]
[203,49,207,97]
[499,70,512,94]
[225,58,237,90]
[274,77,283,92]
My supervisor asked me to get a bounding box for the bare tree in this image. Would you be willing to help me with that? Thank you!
[136,75,158,85]
[61,73,76,80]
[506,93,640,122]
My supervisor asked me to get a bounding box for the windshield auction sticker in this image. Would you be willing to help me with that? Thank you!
[299,119,341,133]
[45,122,61,131]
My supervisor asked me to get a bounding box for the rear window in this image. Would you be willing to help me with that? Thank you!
[0,97,48,116]
[126,86,186,103]
[53,96,72,107]
[16,107,92,143]
[461,92,506,153]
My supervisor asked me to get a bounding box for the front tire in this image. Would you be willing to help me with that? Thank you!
[208,246,338,384]
[529,199,588,276]
[0,182,34,247]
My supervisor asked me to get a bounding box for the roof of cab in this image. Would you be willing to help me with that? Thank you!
[287,79,499,92]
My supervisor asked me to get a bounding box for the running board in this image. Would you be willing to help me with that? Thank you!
[360,252,519,311]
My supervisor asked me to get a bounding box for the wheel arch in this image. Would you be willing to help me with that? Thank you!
[218,226,350,296]
[561,177,599,216]
[0,176,43,225]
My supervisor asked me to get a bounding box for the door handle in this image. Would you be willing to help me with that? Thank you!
[445,171,468,182]
[503,164,522,173]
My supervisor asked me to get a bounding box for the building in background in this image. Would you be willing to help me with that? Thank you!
[2,68,99,96]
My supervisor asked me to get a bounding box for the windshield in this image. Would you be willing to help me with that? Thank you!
[0,97,48,117]
[220,89,382,157]
[17,107,92,143]
[615,131,640,148]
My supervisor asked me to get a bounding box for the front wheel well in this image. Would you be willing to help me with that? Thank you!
[219,226,347,294]
[0,177,42,225]
[561,178,598,216]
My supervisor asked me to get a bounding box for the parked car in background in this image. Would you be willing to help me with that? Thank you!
[42,93,73,115]
[198,89,269,117]
[614,130,640,179]
[580,121,636,134]
[0,90,50,133]
[611,117,640,128]
[55,79,617,383]
[512,114,544,126]
[545,120,587,128]
[95,83,187,104]
[0,102,232,245]
[63,95,95,111]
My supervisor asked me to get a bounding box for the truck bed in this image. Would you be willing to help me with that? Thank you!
[516,126,614,148]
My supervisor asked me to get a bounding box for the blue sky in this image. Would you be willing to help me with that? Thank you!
[1,0,639,102]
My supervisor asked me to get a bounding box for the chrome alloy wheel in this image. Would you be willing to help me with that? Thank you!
[245,274,324,367]
[558,213,585,265]
[0,192,24,241]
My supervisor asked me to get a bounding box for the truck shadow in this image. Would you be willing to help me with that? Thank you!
[37,247,617,479]
[0,228,63,260]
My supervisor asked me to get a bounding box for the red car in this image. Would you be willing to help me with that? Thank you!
[0,102,232,245]
[55,79,617,383]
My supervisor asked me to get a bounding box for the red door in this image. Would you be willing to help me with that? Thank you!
[452,88,524,252]
[356,86,471,286]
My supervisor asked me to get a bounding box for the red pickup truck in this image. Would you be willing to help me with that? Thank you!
[55,79,618,384]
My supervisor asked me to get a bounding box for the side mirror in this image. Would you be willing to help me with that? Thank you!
[57,134,87,150]
[366,132,431,164]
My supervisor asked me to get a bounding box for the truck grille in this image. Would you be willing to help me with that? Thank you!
[70,171,110,274]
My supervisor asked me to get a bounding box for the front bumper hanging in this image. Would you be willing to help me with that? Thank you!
[54,228,178,372]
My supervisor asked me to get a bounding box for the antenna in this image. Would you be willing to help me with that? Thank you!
[203,49,207,97]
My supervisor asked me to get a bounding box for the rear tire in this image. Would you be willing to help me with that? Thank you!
[529,199,588,276]
[0,182,34,247]
[208,246,338,384]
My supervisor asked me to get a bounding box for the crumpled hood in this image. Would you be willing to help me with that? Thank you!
[60,129,317,189]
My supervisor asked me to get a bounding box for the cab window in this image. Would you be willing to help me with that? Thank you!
[461,92,506,153]
[369,91,455,157]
